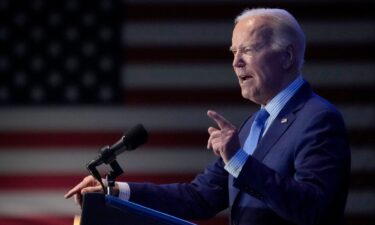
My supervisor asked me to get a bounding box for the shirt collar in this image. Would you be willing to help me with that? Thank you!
[263,75,305,119]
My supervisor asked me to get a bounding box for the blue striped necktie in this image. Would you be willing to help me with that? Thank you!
[243,109,270,155]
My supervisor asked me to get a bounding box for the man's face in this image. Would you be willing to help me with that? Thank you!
[231,17,287,105]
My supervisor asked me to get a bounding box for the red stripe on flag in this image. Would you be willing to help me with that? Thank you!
[0,131,121,148]
[0,131,207,148]
[124,88,244,105]
[0,216,72,225]
[0,173,197,190]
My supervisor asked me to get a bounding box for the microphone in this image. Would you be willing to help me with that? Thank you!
[87,124,148,168]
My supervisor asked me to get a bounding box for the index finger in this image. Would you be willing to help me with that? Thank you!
[64,181,86,199]
[207,110,234,129]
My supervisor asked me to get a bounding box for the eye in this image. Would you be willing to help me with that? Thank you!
[243,47,253,54]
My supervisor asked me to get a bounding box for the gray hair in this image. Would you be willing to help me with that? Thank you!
[235,8,306,71]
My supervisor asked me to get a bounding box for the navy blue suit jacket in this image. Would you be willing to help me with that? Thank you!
[128,82,351,225]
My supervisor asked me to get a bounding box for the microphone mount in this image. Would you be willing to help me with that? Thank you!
[86,145,125,195]
[85,124,148,196]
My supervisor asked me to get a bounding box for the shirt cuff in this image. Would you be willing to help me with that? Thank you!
[224,149,249,178]
[117,182,131,200]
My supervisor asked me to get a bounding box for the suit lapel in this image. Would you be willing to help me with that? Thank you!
[229,82,313,207]
[252,112,296,161]
[252,82,312,161]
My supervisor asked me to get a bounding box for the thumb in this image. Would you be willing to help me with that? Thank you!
[81,185,103,195]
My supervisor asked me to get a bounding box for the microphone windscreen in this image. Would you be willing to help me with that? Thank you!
[123,124,148,150]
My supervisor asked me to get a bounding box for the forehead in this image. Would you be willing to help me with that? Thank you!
[232,17,273,46]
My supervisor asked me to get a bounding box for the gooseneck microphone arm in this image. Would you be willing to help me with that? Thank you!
[86,158,106,193]
[86,124,148,195]
[106,160,123,195]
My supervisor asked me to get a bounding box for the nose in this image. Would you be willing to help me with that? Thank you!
[232,52,245,68]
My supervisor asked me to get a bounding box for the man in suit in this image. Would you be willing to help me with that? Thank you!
[65,8,350,225]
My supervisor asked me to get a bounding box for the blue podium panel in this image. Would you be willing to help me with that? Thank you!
[80,193,196,225]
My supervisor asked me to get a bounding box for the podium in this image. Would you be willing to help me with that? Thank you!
[79,193,196,225]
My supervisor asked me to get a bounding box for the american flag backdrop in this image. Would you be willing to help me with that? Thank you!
[0,0,374,225]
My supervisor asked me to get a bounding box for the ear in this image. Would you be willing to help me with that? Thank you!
[282,45,294,70]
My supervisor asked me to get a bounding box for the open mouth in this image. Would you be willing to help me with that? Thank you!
[238,74,252,82]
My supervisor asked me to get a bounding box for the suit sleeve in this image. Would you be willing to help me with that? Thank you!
[127,158,229,220]
[233,110,350,225]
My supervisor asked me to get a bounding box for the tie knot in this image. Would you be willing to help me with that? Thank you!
[255,109,269,124]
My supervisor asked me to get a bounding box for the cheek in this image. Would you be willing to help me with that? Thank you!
[264,51,284,70]
[248,56,269,81]
[258,53,283,77]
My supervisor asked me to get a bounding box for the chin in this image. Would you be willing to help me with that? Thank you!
[241,91,253,101]
[242,91,262,104]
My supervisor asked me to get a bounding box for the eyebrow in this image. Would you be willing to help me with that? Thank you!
[229,43,256,52]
